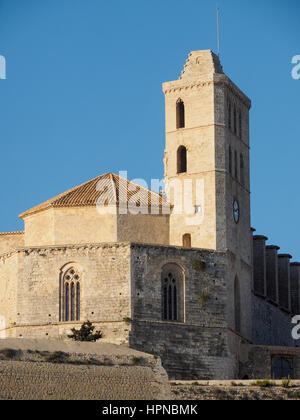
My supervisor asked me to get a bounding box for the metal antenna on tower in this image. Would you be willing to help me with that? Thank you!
[217,5,220,57]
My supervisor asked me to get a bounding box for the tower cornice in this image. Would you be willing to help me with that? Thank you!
[163,74,251,109]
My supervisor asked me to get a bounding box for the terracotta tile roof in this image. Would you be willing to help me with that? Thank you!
[0,231,24,236]
[19,173,169,219]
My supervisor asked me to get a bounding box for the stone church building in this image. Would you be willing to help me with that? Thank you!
[0,50,300,380]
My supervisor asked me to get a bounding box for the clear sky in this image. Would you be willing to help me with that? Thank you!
[0,0,299,260]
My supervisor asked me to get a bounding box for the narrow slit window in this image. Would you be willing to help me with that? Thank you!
[240,153,244,186]
[183,233,191,248]
[177,146,187,174]
[228,102,232,130]
[176,99,185,129]
[234,106,237,134]
[229,146,232,175]
[234,276,241,334]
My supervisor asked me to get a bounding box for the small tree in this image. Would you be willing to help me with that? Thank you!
[68,321,102,342]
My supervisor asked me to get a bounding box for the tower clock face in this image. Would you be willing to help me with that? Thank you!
[233,200,240,224]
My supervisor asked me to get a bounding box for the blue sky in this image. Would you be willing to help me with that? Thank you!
[0,0,299,260]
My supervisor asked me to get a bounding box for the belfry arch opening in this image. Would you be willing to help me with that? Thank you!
[177,146,187,174]
[176,99,185,129]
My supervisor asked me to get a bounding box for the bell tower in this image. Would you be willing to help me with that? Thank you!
[163,50,252,266]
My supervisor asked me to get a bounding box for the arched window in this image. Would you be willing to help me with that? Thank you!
[76,283,80,321]
[176,99,185,129]
[240,153,244,185]
[234,276,241,334]
[229,146,232,175]
[183,234,191,248]
[177,146,187,174]
[162,264,184,322]
[272,357,293,379]
[61,267,81,322]
[65,283,69,322]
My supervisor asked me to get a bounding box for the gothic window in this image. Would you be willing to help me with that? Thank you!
[183,233,191,248]
[162,264,184,322]
[177,146,187,174]
[239,111,242,139]
[61,267,81,322]
[176,99,185,129]
[65,283,69,321]
[76,282,80,321]
[229,146,232,175]
[240,153,244,185]
[234,276,241,334]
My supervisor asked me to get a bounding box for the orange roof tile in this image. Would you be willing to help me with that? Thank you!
[0,231,24,236]
[19,173,169,219]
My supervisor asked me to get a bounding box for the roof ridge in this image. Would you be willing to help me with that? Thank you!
[112,173,164,199]
[110,173,118,203]
[19,172,168,219]
[19,173,112,218]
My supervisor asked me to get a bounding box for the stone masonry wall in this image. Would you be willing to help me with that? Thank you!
[131,320,235,380]
[252,294,299,347]
[240,344,300,380]
[129,244,237,379]
[0,232,24,254]
[0,243,132,344]
[0,252,19,336]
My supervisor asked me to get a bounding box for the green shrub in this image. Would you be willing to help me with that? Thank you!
[68,321,102,342]
[0,348,19,359]
[123,317,132,324]
[102,357,113,366]
[252,379,273,388]
[290,390,300,399]
[281,376,291,388]
[130,357,142,365]
[193,260,206,271]
[45,351,69,364]
[198,290,210,308]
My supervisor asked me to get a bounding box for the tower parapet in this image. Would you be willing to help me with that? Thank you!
[253,235,268,297]
[266,245,280,304]
[278,254,292,312]
[290,262,300,315]
[179,50,224,80]
[252,233,297,315]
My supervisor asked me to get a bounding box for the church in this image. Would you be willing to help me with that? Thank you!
[0,50,299,380]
